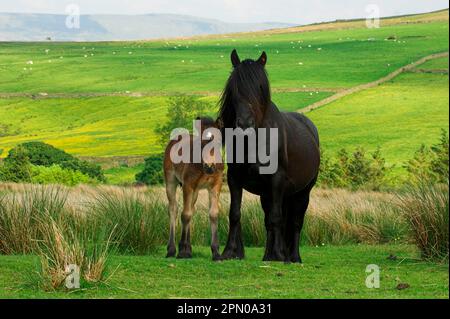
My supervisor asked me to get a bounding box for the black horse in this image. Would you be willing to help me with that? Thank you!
[218,49,320,262]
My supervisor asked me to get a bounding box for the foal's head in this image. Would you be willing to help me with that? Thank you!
[195,116,223,175]
[218,49,271,130]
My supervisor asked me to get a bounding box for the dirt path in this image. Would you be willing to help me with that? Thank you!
[298,51,449,113]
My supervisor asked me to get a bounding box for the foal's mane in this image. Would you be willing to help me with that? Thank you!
[218,59,271,128]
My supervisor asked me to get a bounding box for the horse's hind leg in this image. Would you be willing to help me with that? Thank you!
[208,184,221,261]
[178,185,197,258]
[285,190,311,263]
[165,175,178,258]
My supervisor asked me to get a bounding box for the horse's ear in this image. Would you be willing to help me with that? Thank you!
[257,51,267,66]
[231,49,240,68]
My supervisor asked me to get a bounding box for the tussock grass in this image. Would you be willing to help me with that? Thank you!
[0,184,114,290]
[1,183,448,268]
[398,181,449,261]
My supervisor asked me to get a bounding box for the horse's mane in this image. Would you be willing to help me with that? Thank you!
[218,59,271,128]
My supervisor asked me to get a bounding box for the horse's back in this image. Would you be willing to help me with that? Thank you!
[284,112,319,146]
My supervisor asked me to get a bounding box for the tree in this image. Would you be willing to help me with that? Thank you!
[0,146,32,183]
[155,96,209,147]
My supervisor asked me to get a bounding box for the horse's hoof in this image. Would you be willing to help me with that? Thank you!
[166,248,176,258]
[221,249,244,260]
[177,251,192,259]
[212,254,223,262]
[262,253,285,262]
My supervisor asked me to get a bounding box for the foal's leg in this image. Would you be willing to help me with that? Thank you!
[178,185,196,258]
[208,184,221,261]
[165,176,178,258]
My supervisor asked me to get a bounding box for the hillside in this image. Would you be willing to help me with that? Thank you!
[0,9,448,183]
[0,13,293,41]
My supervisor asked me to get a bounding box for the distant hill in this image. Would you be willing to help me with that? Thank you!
[0,13,294,41]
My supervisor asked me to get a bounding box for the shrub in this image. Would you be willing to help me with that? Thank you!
[317,147,388,190]
[8,142,73,166]
[31,165,95,186]
[6,142,105,183]
[405,130,449,184]
[398,181,449,261]
[135,154,164,185]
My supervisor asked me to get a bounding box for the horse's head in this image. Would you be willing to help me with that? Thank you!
[195,116,223,175]
[218,49,271,130]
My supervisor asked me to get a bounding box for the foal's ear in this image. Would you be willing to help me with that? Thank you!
[231,49,240,68]
[257,51,267,66]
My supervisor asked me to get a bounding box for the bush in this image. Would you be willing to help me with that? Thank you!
[6,142,105,183]
[405,130,449,184]
[398,181,449,261]
[31,165,95,186]
[135,154,164,186]
[318,146,388,190]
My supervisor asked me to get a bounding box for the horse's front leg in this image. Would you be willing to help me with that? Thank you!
[263,173,286,262]
[222,171,244,259]
[208,184,221,261]
[178,185,197,258]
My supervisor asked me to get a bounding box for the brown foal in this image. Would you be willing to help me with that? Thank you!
[163,117,224,260]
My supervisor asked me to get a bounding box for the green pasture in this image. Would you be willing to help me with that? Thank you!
[0,245,447,299]
[309,72,449,171]
[0,21,448,94]
[419,56,449,70]
[0,91,329,157]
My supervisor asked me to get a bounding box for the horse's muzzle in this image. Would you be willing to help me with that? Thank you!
[202,163,216,175]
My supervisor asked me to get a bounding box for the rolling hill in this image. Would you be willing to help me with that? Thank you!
[0,13,293,41]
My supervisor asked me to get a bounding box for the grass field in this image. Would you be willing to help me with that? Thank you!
[308,71,449,170]
[0,245,447,298]
[0,17,448,94]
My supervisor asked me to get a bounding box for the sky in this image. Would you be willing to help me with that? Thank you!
[0,0,448,24]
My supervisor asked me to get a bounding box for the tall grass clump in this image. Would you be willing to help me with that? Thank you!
[89,189,167,254]
[0,185,67,254]
[0,185,114,290]
[398,181,449,261]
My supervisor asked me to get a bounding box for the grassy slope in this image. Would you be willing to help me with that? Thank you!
[0,245,447,299]
[308,72,449,171]
[419,56,449,69]
[0,92,330,157]
[0,18,448,94]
